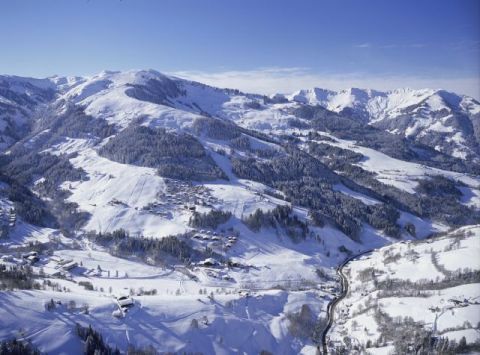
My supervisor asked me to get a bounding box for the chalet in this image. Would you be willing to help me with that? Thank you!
[27,255,39,264]
[198,258,218,267]
[449,298,462,306]
[238,290,250,297]
[62,260,78,270]
[8,213,16,227]
[57,258,73,266]
[22,251,38,259]
[116,295,134,312]
[50,255,63,263]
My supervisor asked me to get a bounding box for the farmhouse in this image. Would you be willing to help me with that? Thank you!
[62,260,78,270]
[198,258,218,267]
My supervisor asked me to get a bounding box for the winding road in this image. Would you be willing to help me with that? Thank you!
[321,250,373,354]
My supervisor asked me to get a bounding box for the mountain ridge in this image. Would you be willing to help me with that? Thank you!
[0,69,479,354]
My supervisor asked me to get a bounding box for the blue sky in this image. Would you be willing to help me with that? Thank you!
[1,0,479,97]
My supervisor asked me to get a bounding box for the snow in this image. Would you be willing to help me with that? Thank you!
[333,183,381,206]
[285,87,479,161]
[287,88,474,123]
[459,186,480,209]
[51,141,193,238]
[437,234,480,272]
[287,87,444,121]
[329,225,480,351]
[0,74,57,92]
[319,133,480,194]
[426,120,454,133]
[0,235,332,354]
[1,70,479,353]
[397,211,445,239]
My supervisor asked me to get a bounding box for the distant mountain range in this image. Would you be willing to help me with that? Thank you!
[1,70,479,162]
[288,86,480,161]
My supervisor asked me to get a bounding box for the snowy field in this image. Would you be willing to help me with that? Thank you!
[329,225,480,353]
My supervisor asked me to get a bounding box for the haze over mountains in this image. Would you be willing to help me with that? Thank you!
[0,69,479,354]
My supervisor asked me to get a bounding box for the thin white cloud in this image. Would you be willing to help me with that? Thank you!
[171,67,480,100]
[409,43,426,48]
[356,43,427,49]
[353,43,372,48]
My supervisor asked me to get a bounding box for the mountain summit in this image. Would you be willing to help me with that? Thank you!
[2,70,479,161]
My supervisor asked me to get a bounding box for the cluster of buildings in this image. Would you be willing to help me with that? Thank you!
[0,250,39,267]
[191,229,238,251]
[142,183,221,220]
[50,255,78,271]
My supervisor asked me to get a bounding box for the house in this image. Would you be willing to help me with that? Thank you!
[62,260,78,270]
[22,251,38,259]
[116,295,134,313]
[199,258,218,267]
[50,256,63,263]
[449,298,462,306]
[27,255,39,264]
[51,270,64,277]
[57,258,73,266]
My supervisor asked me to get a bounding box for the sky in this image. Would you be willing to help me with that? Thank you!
[0,0,479,98]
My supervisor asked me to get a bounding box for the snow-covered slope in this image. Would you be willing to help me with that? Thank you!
[328,225,480,353]
[288,87,480,161]
[2,70,479,162]
[288,87,480,121]
[0,69,479,354]
[0,75,56,150]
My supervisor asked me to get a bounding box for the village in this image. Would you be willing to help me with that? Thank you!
[141,179,221,218]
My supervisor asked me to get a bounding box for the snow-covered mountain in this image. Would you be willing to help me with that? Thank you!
[288,87,480,161]
[3,70,478,162]
[0,69,479,354]
[0,75,56,149]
